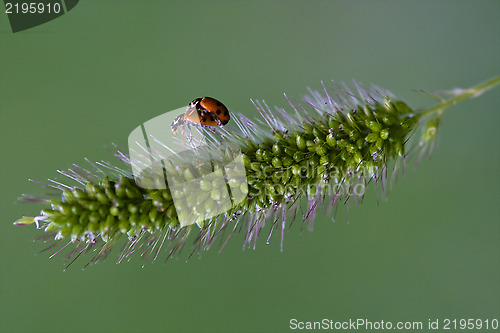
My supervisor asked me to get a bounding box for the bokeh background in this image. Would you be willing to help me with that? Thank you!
[1,1,499,332]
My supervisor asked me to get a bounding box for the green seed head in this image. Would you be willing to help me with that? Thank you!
[14,81,441,268]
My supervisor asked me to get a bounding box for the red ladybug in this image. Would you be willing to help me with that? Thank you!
[171,97,230,133]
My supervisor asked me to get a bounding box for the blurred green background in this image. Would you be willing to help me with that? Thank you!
[1,1,499,332]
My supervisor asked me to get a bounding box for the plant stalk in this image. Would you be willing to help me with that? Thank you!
[416,75,500,120]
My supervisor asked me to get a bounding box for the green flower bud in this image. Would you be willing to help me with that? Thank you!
[272,156,282,168]
[296,135,307,151]
[422,116,441,143]
[380,129,389,140]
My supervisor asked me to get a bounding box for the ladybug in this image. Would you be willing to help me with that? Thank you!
[171,97,230,133]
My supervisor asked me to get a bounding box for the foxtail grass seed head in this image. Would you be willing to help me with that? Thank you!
[14,77,499,269]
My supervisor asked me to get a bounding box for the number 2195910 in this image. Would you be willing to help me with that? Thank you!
[443,318,498,330]
[5,2,61,14]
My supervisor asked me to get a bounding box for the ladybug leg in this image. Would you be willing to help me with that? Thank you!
[172,123,191,147]
[185,126,205,148]
[171,114,185,135]
[186,126,195,145]
[209,117,223,133]
[171,114,192,146]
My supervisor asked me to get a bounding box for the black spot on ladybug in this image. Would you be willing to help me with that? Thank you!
[222,120,229,125]
[202,117,207,122]
[224,110,229,117]
[216,102,222,106]
[216,109,221,115]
